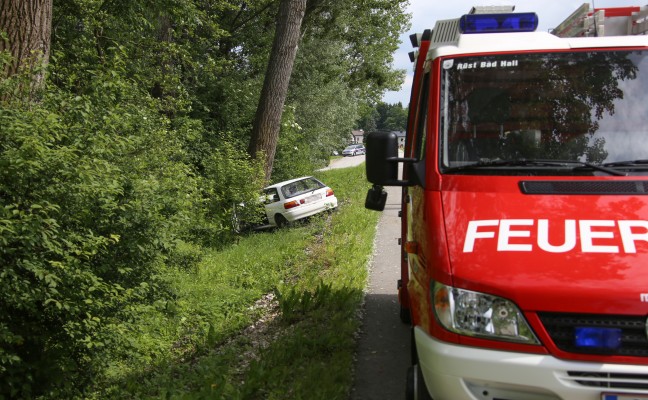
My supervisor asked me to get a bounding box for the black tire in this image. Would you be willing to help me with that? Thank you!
[410,327,418,365]
[400,305,411,324]
[275,214,289,228]
[406,364,432,400]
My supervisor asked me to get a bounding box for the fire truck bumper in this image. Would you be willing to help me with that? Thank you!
[414,326,648,400]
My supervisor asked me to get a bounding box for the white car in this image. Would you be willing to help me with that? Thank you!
[342,144,365,156]
[261,176,338,228]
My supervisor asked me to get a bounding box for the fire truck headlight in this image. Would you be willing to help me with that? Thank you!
[432,282,539,344]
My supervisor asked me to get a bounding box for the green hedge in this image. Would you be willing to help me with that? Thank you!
[0,59,262,397]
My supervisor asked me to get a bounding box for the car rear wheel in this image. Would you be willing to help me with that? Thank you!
[275,214,289,228]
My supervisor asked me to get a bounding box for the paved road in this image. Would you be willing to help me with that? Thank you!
[325,154,411,399]
[319,154,366,170]
[350,183,410,400]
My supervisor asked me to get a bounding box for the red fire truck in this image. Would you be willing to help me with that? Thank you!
[365,4,648,400]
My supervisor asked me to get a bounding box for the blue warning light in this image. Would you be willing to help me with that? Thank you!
[574,327,622,350]
[459,13,539,34]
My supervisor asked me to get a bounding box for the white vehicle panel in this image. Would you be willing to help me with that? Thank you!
[415,327,648,400]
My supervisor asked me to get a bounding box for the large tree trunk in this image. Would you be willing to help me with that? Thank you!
[0,0,53,93]
[247,0,306,182]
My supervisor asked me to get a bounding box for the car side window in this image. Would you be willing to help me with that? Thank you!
[263,188,279,203]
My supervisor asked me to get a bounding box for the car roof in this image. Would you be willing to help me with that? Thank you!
[263,176,315,190]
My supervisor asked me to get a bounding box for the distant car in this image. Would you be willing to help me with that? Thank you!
[342,144,365,156]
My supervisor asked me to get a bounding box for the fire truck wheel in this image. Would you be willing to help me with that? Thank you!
[406,364,432,400]
[400,305,411,324]
[410,327,418,365]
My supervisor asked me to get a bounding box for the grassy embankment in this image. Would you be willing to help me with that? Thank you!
[94,163,382,399]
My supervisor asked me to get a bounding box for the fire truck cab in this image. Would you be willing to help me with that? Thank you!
[365,4,648,400]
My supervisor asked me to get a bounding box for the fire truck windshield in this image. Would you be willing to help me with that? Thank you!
[440,50,648,175]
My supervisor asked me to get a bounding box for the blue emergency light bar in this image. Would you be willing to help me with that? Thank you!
[459,12,539,34]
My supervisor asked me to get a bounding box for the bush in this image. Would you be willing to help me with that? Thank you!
[194,140,265,247]
[0,64,197,397]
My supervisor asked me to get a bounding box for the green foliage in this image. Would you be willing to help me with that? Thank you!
[191,139,265,247]
[0,57,206,397]
[82,165,379,399]
[358,101,408,133]
[88,218,316,398]
[1,0,409,396]
[230,166,379,399]
[271,106,311,181]
[272,0,410,175]
[300,0,411,100]
[376,101,409,131]
[241,284,360,400]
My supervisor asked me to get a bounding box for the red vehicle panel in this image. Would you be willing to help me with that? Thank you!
[365,5,648,400]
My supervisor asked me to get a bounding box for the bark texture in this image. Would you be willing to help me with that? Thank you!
[0,0,52,84]
[248,0,306,181]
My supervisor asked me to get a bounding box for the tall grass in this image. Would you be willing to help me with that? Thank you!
[91,164,380,399]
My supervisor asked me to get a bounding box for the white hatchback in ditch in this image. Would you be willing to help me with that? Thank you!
[261,176,338,228]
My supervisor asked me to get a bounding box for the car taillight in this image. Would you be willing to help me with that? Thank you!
[284,200,300,209]
[326,188,334,197]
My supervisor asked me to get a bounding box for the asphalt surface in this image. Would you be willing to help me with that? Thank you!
[350,183,410,400]
[325,155,411,400]
[319,154,367,170]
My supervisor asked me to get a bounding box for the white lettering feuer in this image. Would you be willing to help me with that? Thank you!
[463,219,648,254]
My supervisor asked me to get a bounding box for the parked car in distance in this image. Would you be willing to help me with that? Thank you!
[342,144,366,156]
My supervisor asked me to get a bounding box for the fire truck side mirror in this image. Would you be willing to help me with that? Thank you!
[365,131,416,187]
[365,185,387,211]
[366,131,400,185]
[365,131,417,211]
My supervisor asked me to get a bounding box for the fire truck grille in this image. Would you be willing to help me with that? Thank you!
[564,371,648,390]
[538,312,648,357]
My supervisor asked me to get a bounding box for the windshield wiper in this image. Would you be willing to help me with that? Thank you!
[602,159,648,169]
[564,160,628,176]
[446,158,627,176]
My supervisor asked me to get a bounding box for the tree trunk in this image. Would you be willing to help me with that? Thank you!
[0,0,52,92]
[247,0,306,182]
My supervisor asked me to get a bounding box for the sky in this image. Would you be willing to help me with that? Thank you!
[381,0,645,105]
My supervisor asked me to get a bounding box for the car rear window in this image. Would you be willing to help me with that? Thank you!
[281,178,325,199]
